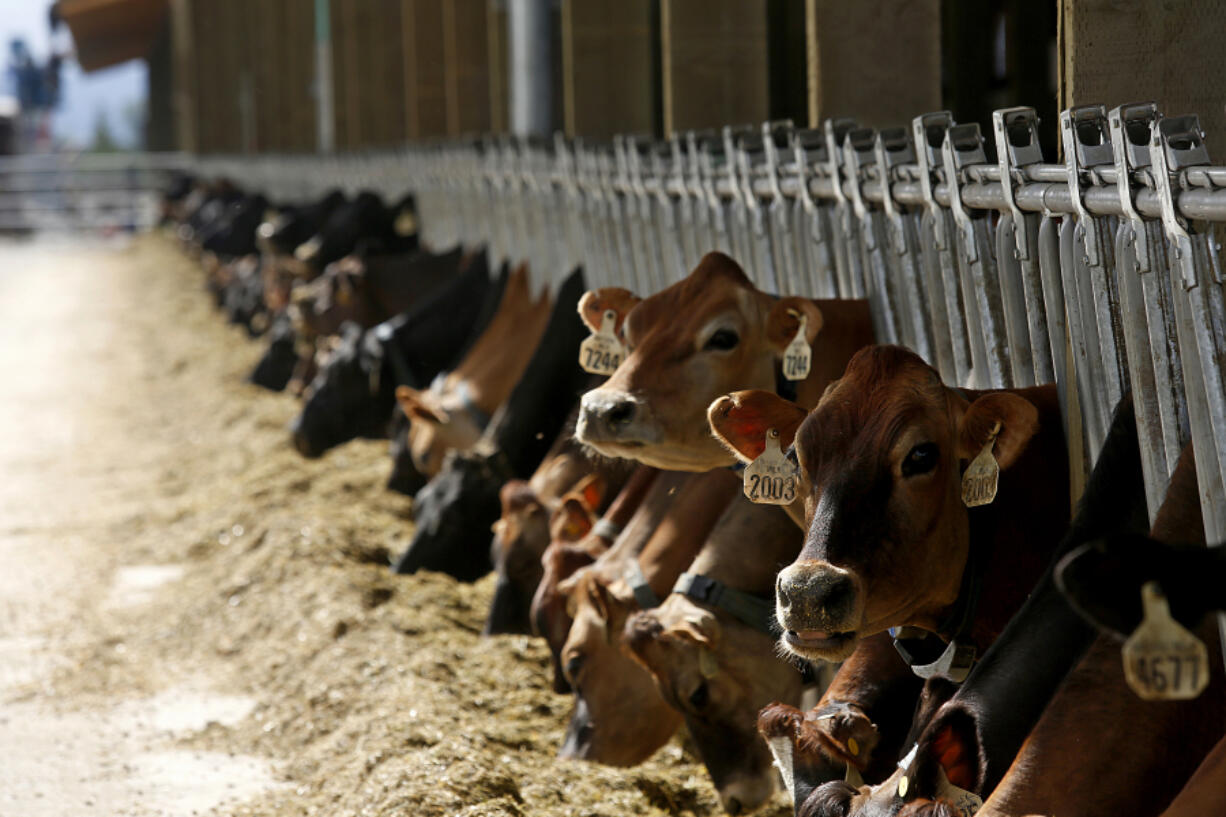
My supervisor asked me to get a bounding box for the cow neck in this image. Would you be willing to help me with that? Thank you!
[595,466,660,544]
[631,470,740,604]
[792,297,876,409]
[484,268,589,479]
[676,498,800,635]
[372,322,417,392]
[894,385,1069,683]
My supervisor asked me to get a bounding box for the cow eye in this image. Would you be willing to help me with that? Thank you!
[565,654,585,682]
[704,329,739,351]
[688,682,710,710]
[902,443,939,477]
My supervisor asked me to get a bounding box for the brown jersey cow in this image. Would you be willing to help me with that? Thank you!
[530,464,660,692]
[624,495,806,814]
[397,263,553,476]
[557,469,739,766]
[709,345,1070,787]
[576,251,872,472]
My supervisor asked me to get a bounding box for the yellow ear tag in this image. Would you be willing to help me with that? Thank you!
[579,309,627,375]
[699,648,720,679]
[844,761,864,787]
[1122,581,1209,701]
[934,766,983,817]
[743,429,800,506]
[394,209,418,237]
[897,775,909,798]
[961,422,1001,508]
[782,312,811,381]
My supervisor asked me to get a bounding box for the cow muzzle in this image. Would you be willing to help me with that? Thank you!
[775,561,862,660]
[576,390,658,450]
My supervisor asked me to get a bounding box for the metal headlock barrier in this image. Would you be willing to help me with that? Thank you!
[0,152,186,232]
[193,102,1226,654]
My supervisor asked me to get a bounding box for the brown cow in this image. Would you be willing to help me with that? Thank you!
[289,247,463,341]
[624,495,806,814]
[557,469,739,766]
[575,251,873,472]
[1159,735,1226,817]
[531,465,661,693]
[709,345,1069,784]
[484,438,625,636]
[971,445,1224,817]
[397,263,552,476]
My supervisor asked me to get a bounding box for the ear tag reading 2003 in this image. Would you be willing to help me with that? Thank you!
[783,312,811,381]
[579,309,626,376]
[961,422,1001,508]
[1122,581,1209,701]
[744,429,799,505]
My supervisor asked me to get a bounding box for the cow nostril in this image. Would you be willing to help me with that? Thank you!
[606,401,635,426]
[724,797,742,816]
[776,574,792,610]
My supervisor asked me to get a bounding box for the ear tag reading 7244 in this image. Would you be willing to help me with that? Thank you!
[579,309,626,376]
[743,429,799,505]
[782,312,811,381]
[961,422,1001,508]
[1122,581,1209,701]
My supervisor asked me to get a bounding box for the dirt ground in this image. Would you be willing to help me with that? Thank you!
[0,236,790,816]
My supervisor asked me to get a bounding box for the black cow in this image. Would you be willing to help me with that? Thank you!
[289,251,496,457]
[260,190,347,256]
[249,311,298,392]
[199,193,269,259]
[392,266,593,580]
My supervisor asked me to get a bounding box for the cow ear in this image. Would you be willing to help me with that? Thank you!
[766,297,823,354]
[956,392,1039,470]
[578,288,640,334]
[396,386,449,425]
[664,598,722,648]
[572,473,605,512]
[551,495,595,542]
[708,390,809,463]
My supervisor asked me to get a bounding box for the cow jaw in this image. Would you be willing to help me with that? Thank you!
[576,389,735,471]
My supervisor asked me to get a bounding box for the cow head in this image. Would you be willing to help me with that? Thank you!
[556,572,681,766]
[290,256,377,341]
[391,449,501,581]
[575,252,822,471]
[626,596,801,814]
[710,346,1041,663]
[385,410,427,496]
[531,536,604,694]
[290,323,393,458]
[485,473,604,636]
[395,384,487,478]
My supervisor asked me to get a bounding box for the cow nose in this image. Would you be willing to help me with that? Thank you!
[579,390,640,439]
[776,563,856,626]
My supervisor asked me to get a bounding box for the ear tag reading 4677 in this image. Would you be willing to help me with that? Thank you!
[961,422,1001,508]
[782,312,811,381]
[744,429,799,505]
[1122,581,1209,701]
[579,309,626,376]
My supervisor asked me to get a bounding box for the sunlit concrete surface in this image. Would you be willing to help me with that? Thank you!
[0,237,278,817]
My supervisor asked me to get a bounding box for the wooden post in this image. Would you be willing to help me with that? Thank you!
[805,0,940,128]
[660,0,768,136]
[1060,0,1226,158]
[487,0,509,133]
[560,0,654,139]
[444,0,492,136]
[169,0,198,153]
[402,0,448,139]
